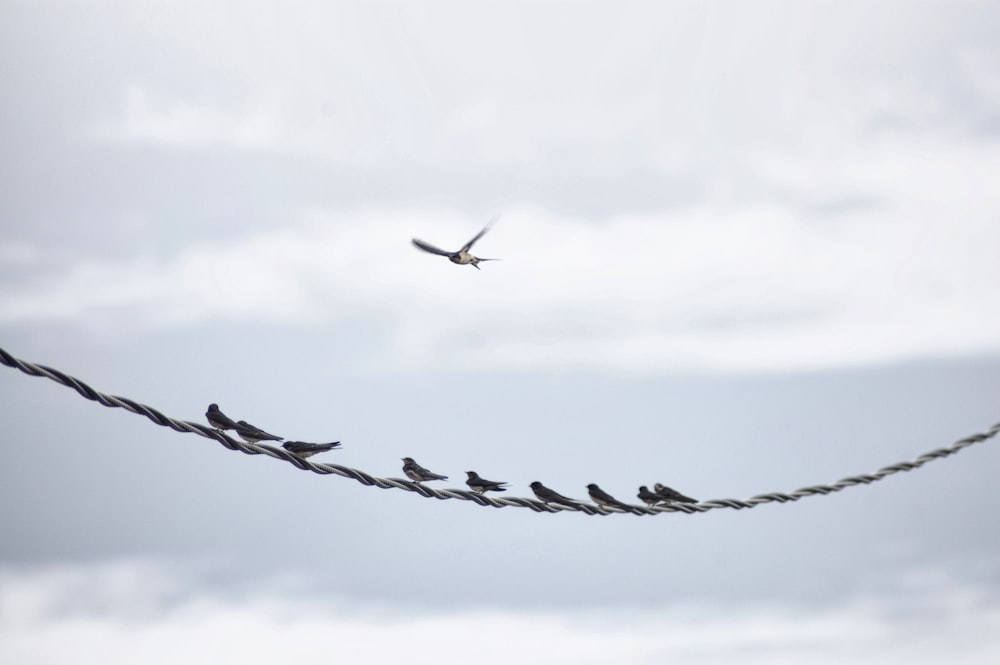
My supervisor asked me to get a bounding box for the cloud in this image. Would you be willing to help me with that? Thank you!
[116,87,291,153]
[3,195,999,373]
[6,2,1000,372]
[92,3,1000,166]
[1,559,998,665]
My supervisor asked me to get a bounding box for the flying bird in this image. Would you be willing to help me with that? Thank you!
[411,218,499,270]
[530,481,582,508]
[282,441,341,458]
[205,403,238,431]
[465,471,508,493]
[234,420,283,443]
[402,457,449,483]
[653,482,698,504]
[586,484,636,512]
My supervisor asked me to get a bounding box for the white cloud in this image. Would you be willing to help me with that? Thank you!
[1,559,998,665]
[9,1,1000,373]
[3,187,999,373]
[94,3,1000,166]
[117,87,289,152]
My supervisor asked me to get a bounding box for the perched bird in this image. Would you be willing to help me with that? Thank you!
[637,485,662,507]
[402,457,448,483]
[465,471,508,493]
[206,403,238,431]
[411,218,499,270]
[530,481,582,508]
[234,420,283,443]
[587,483,635,512]
[282,441,341,458]
[653,482,698,504]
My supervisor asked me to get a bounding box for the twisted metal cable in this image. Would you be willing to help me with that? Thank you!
[2,345,997,517]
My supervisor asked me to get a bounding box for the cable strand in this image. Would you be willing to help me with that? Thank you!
[2,345,997,517]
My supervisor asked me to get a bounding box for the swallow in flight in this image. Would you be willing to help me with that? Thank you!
[411,217,499,269]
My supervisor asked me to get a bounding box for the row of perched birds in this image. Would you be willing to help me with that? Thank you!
[206,403,342,457]
[206,404,697,511]
[405,457,698,511]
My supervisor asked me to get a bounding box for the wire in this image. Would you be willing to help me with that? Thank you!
[2,345,997,516]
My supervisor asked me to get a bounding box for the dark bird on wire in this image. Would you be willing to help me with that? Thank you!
[465,471,508,493]
[234,420,283,443]
[530,481,583,508]
[282,441,341,458]
[206,403,238,431]
[411,217,499,270]
[586,484,636,512]
[653,482,698,504]
[402,457,449,483]
[637,485,662,507]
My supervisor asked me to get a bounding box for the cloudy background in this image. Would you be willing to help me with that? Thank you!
[2,0,1000,662]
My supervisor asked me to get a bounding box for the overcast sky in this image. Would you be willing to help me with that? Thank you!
[2,1,1000,662]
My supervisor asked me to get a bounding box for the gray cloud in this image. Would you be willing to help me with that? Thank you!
[2,2,999,655]
[2,558,999,664]
[2,332,998,609]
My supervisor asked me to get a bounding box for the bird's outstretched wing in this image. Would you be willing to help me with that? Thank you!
[411,238,455,257]
[460,216,498,253]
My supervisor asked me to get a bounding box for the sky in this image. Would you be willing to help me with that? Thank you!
[2,0,1000,662]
